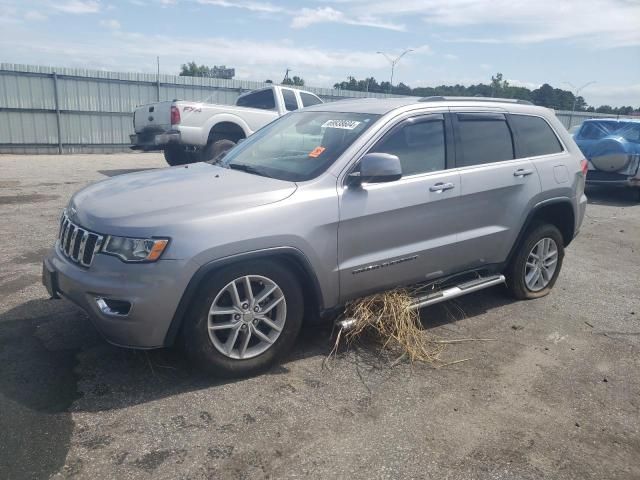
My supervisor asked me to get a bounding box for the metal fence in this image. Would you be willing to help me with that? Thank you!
[0,63,636,154]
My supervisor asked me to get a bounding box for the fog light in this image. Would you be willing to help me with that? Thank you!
[96,297,131,317]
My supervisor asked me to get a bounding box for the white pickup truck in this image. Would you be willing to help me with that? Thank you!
[130,85,323,165]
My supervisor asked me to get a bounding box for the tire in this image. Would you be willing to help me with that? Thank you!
[506,223,565,300]
[183,260,304,378]
[201,138,236,163]
[163,145,192,166]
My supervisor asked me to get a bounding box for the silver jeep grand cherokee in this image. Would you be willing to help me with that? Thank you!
[43,96,588,377]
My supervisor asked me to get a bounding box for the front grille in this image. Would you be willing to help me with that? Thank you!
[58,213,104,267]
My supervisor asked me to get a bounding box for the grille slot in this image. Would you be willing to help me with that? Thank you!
[58,214,103,267]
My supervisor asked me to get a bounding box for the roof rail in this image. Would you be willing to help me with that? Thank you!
[419,96,533,105]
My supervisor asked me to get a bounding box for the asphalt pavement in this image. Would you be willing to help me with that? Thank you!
[0,153,638,479]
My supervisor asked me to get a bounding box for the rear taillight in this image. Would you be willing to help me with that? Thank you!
[170,105,181,125]
[580,158,589,176]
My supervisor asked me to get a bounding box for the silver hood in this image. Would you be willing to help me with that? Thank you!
[70,163,297,235]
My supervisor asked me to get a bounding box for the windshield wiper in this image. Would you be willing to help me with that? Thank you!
[228,163,271,178]
[207,150,228,165]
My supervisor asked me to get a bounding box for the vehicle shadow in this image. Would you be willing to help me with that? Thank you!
[419,286,513,330]
[98,168,157,177]
[586,185,639,207]
[0,297,333,478]
[0,288,511,478]
[0,297,334,408]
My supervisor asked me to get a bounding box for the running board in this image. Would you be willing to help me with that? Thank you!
[407,274,505,311]
[336,274,507,331]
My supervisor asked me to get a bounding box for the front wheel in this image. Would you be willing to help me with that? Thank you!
[183,260,304,377]
[506,223,565,300]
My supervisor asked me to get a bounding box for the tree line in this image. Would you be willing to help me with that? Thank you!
[333,73,638,115]
[178,63,636,114]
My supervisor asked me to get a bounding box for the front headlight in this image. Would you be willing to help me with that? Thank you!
[102,236,169,263]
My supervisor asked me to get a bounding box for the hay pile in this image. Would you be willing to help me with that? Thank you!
[332,288,490,367]
[338,288,445,364]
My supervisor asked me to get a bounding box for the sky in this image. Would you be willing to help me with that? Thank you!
[1,0,639,107]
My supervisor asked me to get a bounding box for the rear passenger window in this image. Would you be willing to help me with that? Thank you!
[282,89,299,111]
[300,92,322,107]
[372,119,446,176]
[511,115,563,157]
[456,114,514,167]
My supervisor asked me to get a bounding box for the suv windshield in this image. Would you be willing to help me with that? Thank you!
[218,111,380,181]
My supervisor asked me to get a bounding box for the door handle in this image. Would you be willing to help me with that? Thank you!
[513,168,534,177]
[429,182,455,193]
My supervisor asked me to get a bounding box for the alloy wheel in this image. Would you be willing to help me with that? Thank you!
[207,275,287,359]
[524,237,558,292]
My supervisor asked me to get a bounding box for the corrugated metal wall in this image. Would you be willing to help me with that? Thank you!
[0,63,634,154]
[0,63,404,154]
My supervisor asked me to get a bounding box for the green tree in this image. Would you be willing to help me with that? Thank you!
[180,62,210,77]
[282,76,305,86]
[490,72,509,96]
[179,62,235,79]
[595,105,614,114]
[332,73,635,112]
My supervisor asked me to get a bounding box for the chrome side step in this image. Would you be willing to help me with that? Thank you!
[336,274,506,331]
[407,274,505,311]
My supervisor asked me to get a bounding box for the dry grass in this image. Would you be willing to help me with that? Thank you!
[339,288,445,364]
[331,287,493,367]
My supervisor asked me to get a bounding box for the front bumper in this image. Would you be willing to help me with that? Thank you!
[43,243,193,349]
[130,130,181,151]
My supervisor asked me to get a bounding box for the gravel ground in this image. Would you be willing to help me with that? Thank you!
[0,153,639,480]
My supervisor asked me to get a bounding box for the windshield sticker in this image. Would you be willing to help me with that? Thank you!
[321,120,361,130]
[308,146,326,158]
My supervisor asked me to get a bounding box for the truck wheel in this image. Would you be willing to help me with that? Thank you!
[202,139,236,163]
[183,260,303,377]
[506,223,565,300]
[163,146,192,166]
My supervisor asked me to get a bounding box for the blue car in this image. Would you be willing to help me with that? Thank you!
[573,118,640,200]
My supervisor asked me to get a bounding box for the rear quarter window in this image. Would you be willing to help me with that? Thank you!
[510,115,563,157]
[236,89,276,110]
[455,114,514,167]
[300,92,322,107]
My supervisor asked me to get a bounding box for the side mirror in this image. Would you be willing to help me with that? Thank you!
[347,153,402,187]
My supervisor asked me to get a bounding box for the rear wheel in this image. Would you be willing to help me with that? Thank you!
[506,223,565,300]
[183,260,304,377]
[163,145,192,166]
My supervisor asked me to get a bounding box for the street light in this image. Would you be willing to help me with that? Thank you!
[377,49,413,93]
[564,81,596,128]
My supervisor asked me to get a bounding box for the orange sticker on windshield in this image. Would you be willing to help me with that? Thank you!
[308,146,326,158]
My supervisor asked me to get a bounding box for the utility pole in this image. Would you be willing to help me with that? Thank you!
[156,56,160,101]
[564,80,596,128]
[283,68,292,84]
[377,49,413,94]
